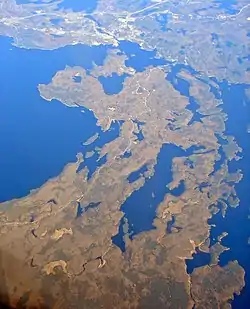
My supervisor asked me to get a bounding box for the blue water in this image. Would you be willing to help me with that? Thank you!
[87,153,107,180]
[17,0,98,13]
[76,202,84,218]
[73,75,82,83]
[98,73,129,95]
[112,216,126,252]
[155,13,169,32]
[166,215,175,233]
[50,18,64,25]
[127,164,148,183]
[167,64,203,124]
[123,144,187,237]
[184,80,250,308]
[166,214,183,233]
[120,151,132,159]
[85,201,101,211]
[77,121,120,179]
[119,41,167,72]
[186,248,211,274]
[211,82,250,309]
[76,201,101,218]
[112,144,197,251]
[211,134,228,175]
[113,140,210,251]
[215,0,239,15]
[0,36,110,202]
[58,0,98,13]
[134,130,144,141]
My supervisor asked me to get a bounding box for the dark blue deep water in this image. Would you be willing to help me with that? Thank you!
[210,83,250,308]
[183,78,250,309]
[112,144,198,251]
[0,36,113,202]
